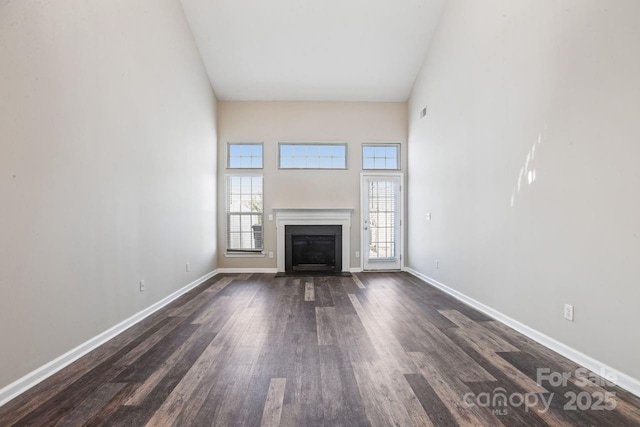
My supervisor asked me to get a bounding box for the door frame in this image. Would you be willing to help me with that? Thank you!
[360,172,404,271]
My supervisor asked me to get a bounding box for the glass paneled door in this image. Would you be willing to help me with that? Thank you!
[361,174,402,270]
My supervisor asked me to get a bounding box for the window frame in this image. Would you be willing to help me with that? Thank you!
[361,143,401,171]
[278,142,348,170]
[227,142,264,170]
[224,174,265,256]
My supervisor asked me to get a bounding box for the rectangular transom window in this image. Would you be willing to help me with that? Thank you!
[228,143,263,169]
[362,144,400,170]
[279,143,347,169]
[226,176,263,252]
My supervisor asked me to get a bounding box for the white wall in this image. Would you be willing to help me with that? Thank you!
[0,0,218,389]
[408,0,640,382]
[217,101,407,270]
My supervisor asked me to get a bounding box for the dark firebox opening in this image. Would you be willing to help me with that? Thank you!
[285,225,342,273]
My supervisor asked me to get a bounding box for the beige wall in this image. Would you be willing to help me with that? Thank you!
[0,0,218,389]
[408,0,640,381]
[217,101,407,270]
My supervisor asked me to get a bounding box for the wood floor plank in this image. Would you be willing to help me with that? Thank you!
[122,327,215,406]
[395,272,493,322]
[103,329,216,425]
[381,306,495,382]
[348,293,420,374]
[312,277,334,307]
[56,382,126,427]
[409,351,505,427]
[282,299,324,426]
[352,360,417,427]
[3,272,639,427]
[483,319,640,424]
[463,379,572,427]
[404,373,458,427]
[333,311,379,363]
[362,288,495,383]
[498,350,640,427]
[167,277,232,317]
[352,274,366,289]
[0,309,171,426]
[84,382,138,427]
[190,311,270,425]
[261,378,286,427]
[189,361,255,426]
[114,316,184,367]
[304,281,315,301]
[191,294,231,325]
[145,303,260,427]
[438,309,520,352]
[315,306,338,346]
[235,376,272,427]
[8,318,174,427]
[445,327,548,394]
[318,345,369,426]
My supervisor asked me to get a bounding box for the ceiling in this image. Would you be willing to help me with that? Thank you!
[179,0,444,102]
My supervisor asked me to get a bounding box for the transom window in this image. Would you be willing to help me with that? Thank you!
[228,143,263,169]
[279,143,347,169]
[226,176,263,252]
[362,144,400,170]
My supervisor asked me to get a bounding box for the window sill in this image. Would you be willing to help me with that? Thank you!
[225,252,266,258]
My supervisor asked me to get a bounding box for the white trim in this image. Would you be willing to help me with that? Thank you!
[274,209,353,273]
[0,269,220,408]
[224,252,266,258]
[277,142,349,170]
[217,268,278,274]
[349,267,363,273]
[226,142,264,170]
[361,142,402,170]
[360,172,404,271]
[402,267,640,398]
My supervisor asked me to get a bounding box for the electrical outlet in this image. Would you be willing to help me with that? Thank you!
[564,304,574,321]
[268,214,273,221]
[139,280,145,292]
[435,259,439,269]
[425,212,432,221]
[185,262,190,272]
[355,251,360,258]
[268,251,274,259]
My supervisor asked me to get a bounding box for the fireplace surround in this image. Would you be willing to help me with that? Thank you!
[275,209,352,273]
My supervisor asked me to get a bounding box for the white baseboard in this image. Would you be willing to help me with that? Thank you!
[0,269,220,408]
[218,267,359,274]
[403,267,640,398]
[217,268,278,274]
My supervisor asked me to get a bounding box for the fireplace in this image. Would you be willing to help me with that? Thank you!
[275,209,352,273]
[285,225,342,273]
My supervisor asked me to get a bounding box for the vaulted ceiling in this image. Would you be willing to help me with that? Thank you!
[179,0,444,102]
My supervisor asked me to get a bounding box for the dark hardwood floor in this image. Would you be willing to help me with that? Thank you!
[1,272,639,426]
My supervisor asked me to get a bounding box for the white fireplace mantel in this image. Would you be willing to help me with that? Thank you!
[274,208,353,272]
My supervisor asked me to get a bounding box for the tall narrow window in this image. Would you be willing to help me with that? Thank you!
[362,143,400,170]
[228,143,263,169]
[279,143,347,169]
[226,176,263,252]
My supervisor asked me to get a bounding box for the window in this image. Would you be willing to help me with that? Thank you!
[228,143,263,169]
[362,144,400,170]
[226,176,263,252]
[279,143,347,169]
